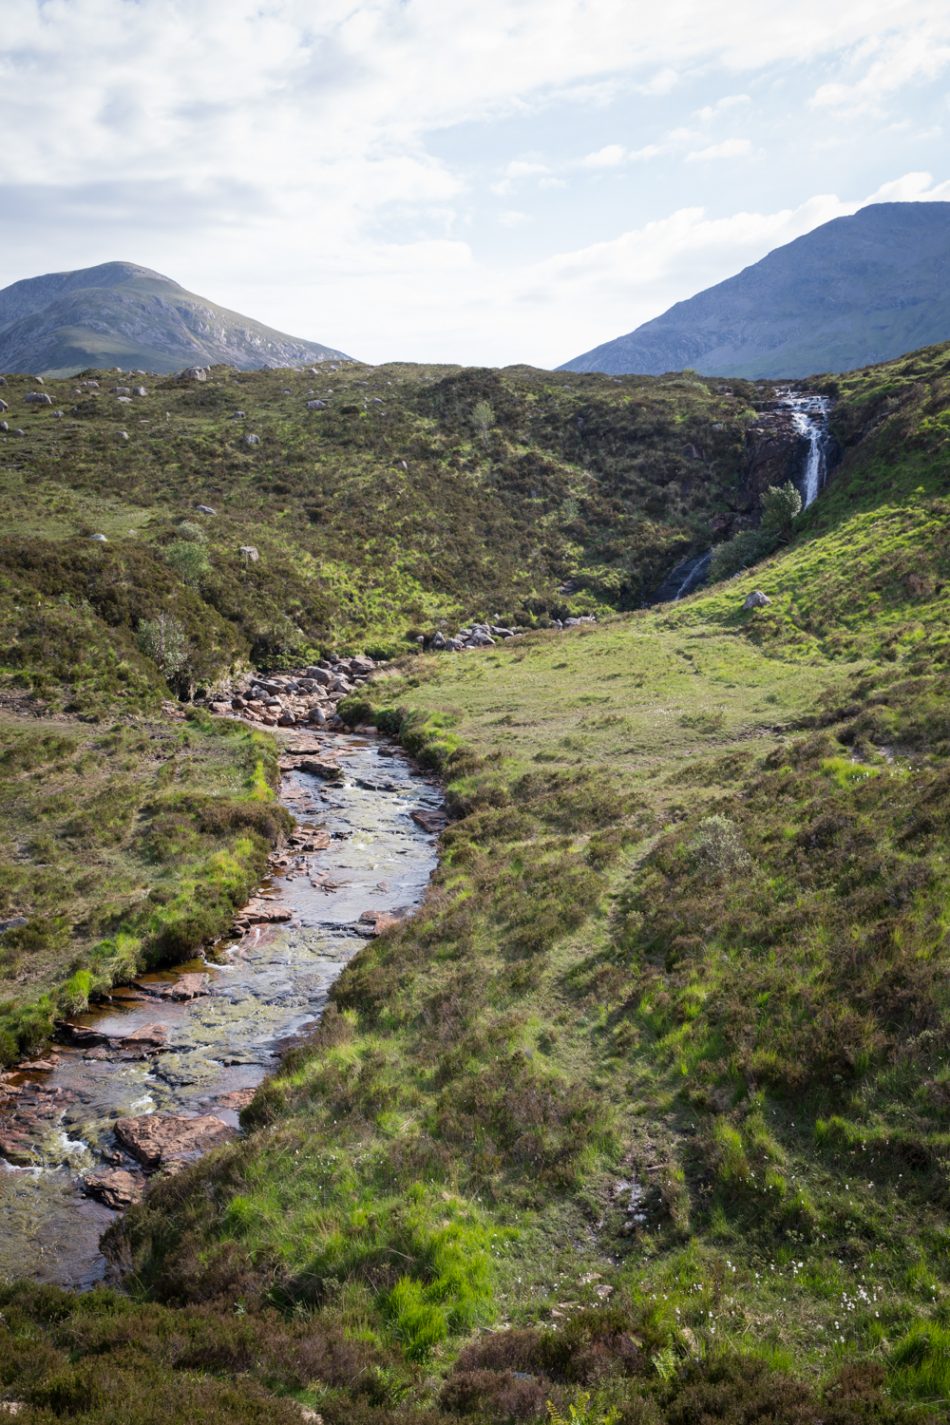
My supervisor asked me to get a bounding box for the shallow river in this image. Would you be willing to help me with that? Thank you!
[0,730,441,1288]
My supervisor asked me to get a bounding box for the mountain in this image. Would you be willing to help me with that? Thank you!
[0,260,351,375]
[561,201,950,378]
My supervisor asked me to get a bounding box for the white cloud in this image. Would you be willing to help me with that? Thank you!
[810,23,950,115]
[1,3,949,364]
[695,94,752,122]
[579,144,627,168]
[686,137,755,161]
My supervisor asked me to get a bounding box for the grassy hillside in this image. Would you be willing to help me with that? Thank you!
[0,345,946,1423]
[0,711,288,1063]
[0,360,780,714]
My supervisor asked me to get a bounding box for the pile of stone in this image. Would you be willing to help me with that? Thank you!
[421,614,595,652]
[422,622,518,652]
[200,654,378,728]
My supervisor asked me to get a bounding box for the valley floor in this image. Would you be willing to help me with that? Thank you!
[0,344,948,1423]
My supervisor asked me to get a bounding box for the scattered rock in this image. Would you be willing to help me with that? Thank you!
[743,590,772,609]
[296,757,344,783]
[411,808,447,835]
[113,1112,234,1171]
[117,430,129,441]
[0,400,7,413]
[238,898,293,925]
[307,399,326,410]
[184,366,208,382]
[119,1023,169,1055]
[90,533,108,542]
[82,1167,143,1210]
[152,973,209,1002]
[239,545,259,562]
[195,503,216,515]
[244,433,261,447]
[24,391,53,406]
[357,910,402,936]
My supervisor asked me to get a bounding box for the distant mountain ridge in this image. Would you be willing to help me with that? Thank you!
[560,201,950,378]
[0,261,351,375]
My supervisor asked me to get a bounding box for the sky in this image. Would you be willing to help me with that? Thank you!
[1,1,949,367]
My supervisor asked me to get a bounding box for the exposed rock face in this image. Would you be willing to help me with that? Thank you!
[743,590,772,609]
[0,260,353,376]
[113,1112,234,1171]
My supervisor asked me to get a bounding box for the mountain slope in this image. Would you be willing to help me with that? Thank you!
[561,201,950,378]
[0,261,351,375]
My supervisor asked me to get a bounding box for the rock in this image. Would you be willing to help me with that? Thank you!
[411,808,447,835]
[743,590,772,609]
[296,757,344,783]
[11,429,25,437]
[184,366,208,382]
[113,385,131,396]
[0,1131,35,1166]
[195,503,216,515]
[25,391,53,405]
[119,1023,169,1054]
[82,1167,143,1210]
[238,898,293,925]
[117,430,129,441]
[307,399,326,410]
[239,545,259,561]
[215,1087,257,1113]
[0,400,7,412]
[0,422,8,432]
[0,915,27,933]
[90,533,108,542]
[244,433,261,447]
[358,910,402,936]
[52,409,63,417]
[232,409,246,419]
[58,1022,110,1047]
[154,972,209,1001]
[113,1112,234,1171]
[133,386,148,397]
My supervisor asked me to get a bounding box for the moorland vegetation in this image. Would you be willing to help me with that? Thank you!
[0,343,947,1423]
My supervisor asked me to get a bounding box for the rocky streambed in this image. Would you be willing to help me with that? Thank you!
[0,729,444,1289]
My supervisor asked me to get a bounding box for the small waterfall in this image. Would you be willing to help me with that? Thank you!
[779,389,831,508]
[650,548,712,605]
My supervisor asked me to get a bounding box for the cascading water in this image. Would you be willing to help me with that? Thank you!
[779,389,831,508]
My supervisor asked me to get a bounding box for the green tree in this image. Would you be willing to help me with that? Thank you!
[760,481,803,541]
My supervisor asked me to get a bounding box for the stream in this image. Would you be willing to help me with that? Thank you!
[0,730,442,1289]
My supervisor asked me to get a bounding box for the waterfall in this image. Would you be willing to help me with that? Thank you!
[780,389,831,508]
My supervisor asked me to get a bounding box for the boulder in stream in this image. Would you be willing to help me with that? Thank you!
[113,1112,234,1171]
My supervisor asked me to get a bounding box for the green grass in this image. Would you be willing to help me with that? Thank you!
[0,710,290,1061]
[0,359,777,711]
[0,344,946,1422]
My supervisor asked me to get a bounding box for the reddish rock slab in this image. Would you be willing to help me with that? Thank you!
[294,757,344,783]
[118,1023,169,1054]
[82,1167,144,1210]
[113,1112,235,1171]
[0,1131,34,1166]
[358,909,402,936]
[214,1087,257,1113]
[152,973,209,1002]
[411,808,448,835]
[237,898,293,926]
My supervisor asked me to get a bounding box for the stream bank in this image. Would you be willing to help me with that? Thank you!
[0,728,443,1289]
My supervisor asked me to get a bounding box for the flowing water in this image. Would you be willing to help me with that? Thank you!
[780,389,832,508]
[0,731,442,1289]
[649,389,832,604]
